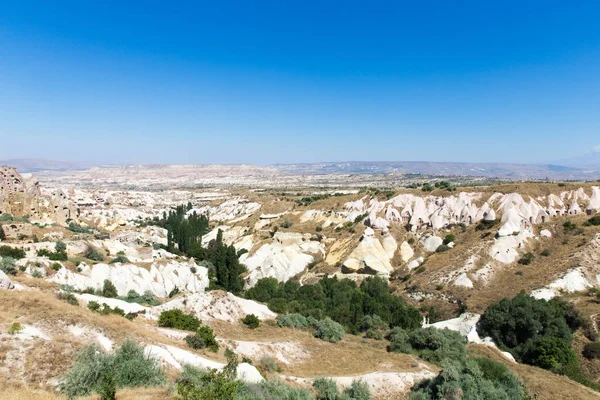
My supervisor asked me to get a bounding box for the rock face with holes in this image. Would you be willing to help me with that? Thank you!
[0,165,75,225]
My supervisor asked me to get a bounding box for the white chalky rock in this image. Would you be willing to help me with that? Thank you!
[400,241,414,262]
[421,235,443,252]
[49,260,208,297]
[0,269,15,290]
[243,232,324,288]
[342,228,394,275]
[407,257,424,271]
[540,229,552,238]
[154,291,276,323]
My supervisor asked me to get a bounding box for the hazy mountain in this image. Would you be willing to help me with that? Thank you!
[0,159,98,173]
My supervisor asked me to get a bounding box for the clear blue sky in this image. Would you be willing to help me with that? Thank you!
[1,1,599,165]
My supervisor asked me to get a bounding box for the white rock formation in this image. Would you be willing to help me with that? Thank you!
[49,260,208,297]
[243,232,324,287]
[342,228,394,275]
[154,291,276,323]
[0,269,14,290]
[145,344,263,383]
[421,235,443,252]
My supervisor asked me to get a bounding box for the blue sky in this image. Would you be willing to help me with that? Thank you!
[1,1,599,165]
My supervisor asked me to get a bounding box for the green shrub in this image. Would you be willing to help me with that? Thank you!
[158,309,201,332]
[313,318,345,343]
[168,286,181,298]
[518,252,535,265]
[360,315,388,332]
[313,377,338,400]
[588,215,600,226]
[102,280,118,298]
[242,314,260,329]
[8,322,23,334]
[279,220,293,228]
[58,292,79,306]
[388,327,467,366]
[258,356,281,373]
[541,249,551,257]
[185,326,218,352]
[477,292,576,354]
[31,269,43,278]
[410,357,526,400]
[520,336,578,372]
[59,340,165,400]
[0,246,26,259]
[0,256,16,276]
[435,244,449,253]
[109,254,129,264]
[52,262,62,271]
[175,352,242,400]
[88,301,100,312]
[340,379,371,400]
[443,234,455,245]
[277,313,310,329]
[121,290,162,306]
[583,342,600,360]
[67,222,92,234]
[316,226,323,232]
[85,246,105,262]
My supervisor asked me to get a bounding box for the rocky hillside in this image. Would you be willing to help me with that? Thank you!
[2,167,600,399]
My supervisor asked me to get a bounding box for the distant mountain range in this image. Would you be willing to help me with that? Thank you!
[0,159,98,173]
[272,161,599,180]
[2,158,599,181]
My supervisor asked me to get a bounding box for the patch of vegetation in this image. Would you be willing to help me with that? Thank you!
[258,356,281,373]
[587,215,600,226]
[442,234,455,245]
[541,249,551,257]
[8,322,23,335]
[518,252,535,265]
[242,314,260,329]
[67,222,93,234]
[435,244,449,253]
[477,292,597,389]
[583,342,600,360]
[37,241,68,261]
[185,325,219,352]
[158,309,201,332]
[102,280,118,298]
[59,340,165,400]
[246,276,421,334]
[87,301,136,320]
[108,251,129,264]
[58,291,79,306]
[0,245,25,259]
[0,256,16,276]
[121,289,162,306]
[434,180,455,191]
[475,219,498,231]
[279,220,293,228]
[313,318,346,343]
[84,245,105,262]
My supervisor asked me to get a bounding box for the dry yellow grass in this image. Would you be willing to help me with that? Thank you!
[210,320,434,377]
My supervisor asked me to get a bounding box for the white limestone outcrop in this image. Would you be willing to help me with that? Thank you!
[243,232,324,287]
[49,260,208,297]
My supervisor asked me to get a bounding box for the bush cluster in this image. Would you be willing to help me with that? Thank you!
[0,256,16,276]
[242,314,260,329]
[0,246,26,259]
[158,309,201,332]
[185,325,219,352]
[246,276,421,334]
[59,340,165,400]
[477,292,596,389]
